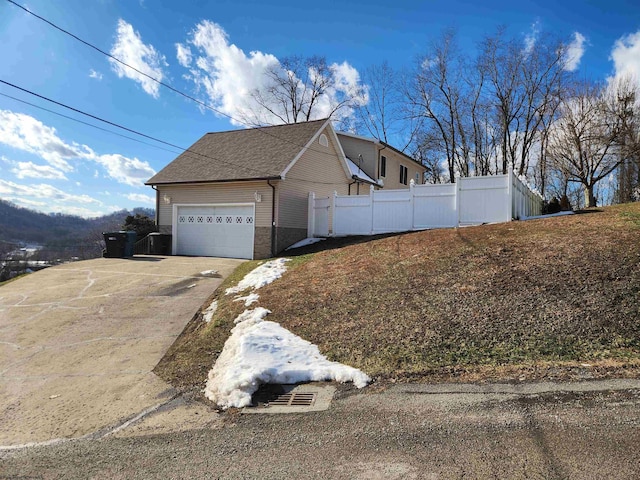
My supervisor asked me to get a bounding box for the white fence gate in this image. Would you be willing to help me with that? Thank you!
[308,170,542,237]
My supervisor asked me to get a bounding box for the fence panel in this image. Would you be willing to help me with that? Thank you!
[371,189,412,233]
[458,175,510,225]
[412,183,457,228]
[310,195,330,237]
[333,193,372,235]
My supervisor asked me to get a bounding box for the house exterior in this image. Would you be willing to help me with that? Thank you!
[146,119,425,260]
[337,132,425,193]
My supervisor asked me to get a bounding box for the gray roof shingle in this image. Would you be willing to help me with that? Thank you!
[146,119,329,185]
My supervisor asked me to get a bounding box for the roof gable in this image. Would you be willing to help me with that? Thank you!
[146,119,330,185]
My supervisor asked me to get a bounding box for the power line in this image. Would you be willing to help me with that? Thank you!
[0,92,182,156]
[4,0,353,161]
[0,80,353,185]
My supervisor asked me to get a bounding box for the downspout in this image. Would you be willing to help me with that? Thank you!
[348,179,358,195]
[151,185,159,226]
[267,180,276,257]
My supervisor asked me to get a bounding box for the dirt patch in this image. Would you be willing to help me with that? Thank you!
[156,203,640,392]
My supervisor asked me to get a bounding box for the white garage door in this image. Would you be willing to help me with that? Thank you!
[175,204,255,259]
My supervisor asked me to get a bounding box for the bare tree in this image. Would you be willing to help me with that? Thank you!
[355,62,420,151]
[244,55,366,126]
[405,29,470,182]
[547,81,624,207]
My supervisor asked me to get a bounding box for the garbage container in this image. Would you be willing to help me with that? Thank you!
[148,233,172,255]
[103,231,137,258]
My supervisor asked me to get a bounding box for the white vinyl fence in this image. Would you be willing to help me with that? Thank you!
[308,170,542,237]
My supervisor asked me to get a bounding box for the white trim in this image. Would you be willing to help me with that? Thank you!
[172,202,256,259]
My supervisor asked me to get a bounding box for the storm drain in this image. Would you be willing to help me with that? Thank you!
[269,392,316,407]
[244,384,335,414]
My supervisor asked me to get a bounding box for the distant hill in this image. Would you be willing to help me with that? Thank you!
[0,199,154,247]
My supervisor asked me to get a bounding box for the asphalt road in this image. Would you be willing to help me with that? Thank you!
[2,381,639,479]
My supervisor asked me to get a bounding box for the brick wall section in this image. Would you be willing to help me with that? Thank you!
[254,227,272,259]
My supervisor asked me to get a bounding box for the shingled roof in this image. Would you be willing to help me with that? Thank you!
[146,119,330,185]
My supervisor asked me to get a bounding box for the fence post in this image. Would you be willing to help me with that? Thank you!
[369,184,375,235]
[331,191,337,236]
[308,192,315,238]
[455,178,461,227]
[410,179,416,230]
[507,167,514,221]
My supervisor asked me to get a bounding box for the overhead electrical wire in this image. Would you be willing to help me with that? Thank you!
[4,0,360,161]
[0,80,355,185]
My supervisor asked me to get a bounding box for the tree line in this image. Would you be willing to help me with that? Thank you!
[240,27,640,209]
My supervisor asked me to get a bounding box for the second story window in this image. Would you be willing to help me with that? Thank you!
[380,156,386,178]
[400,165,408,185]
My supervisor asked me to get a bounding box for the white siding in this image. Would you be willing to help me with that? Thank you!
[278,126,350,230]
[157,182,274,228]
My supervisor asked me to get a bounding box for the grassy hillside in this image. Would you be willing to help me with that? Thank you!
[156,203,640,390]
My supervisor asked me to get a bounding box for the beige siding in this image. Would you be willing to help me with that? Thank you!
[382,149,425,189]
[157,182,274,229]
[278,126,350,230]
[337,134,377,180]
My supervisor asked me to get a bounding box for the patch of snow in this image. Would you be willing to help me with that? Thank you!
[225,258,290,295]
[200,270,218,276]
[204,307,371,409]
[285,237,325,250]
[522,211,574,221]
[233,292,259,307]
[203,300,218,323]
[345,156,380,185]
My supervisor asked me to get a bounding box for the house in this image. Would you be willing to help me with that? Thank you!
[337,131,426,194]
[146,119,426,260]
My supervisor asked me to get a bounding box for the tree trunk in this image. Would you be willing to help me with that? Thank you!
[584,185,597,208]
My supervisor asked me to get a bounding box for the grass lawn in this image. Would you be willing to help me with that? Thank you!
[155,203,640,392]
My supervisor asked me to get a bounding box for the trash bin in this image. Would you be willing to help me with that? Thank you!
[103,231,137,258]
[148,233,172,255]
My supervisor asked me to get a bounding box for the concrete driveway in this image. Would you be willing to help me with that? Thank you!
[0,255,243,446]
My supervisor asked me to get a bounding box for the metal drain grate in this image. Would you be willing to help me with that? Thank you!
[269,392,316,407]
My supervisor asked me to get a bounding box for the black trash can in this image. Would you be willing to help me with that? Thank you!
[103,231,137,258]
[148,233,172,255]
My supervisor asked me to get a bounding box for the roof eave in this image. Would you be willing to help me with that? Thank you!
[145,176,282,186]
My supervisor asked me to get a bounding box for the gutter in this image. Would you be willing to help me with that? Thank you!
[151,185,159,226]
[267,180,277,257]
[145,176,282,187]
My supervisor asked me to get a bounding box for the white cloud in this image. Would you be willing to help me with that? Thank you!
[0,110,156,187]
[109,19,167,98]
[564,32,586,72]
[125,193,155,204]
[610,30,640,86]
[524,20,541,55]
[89,69,104,80]
[0,179,101,204]
[0,110,83,172]
[91,153,156,186]
[178,20,366,126]
[11,161,68,180]
[176,43,192,67]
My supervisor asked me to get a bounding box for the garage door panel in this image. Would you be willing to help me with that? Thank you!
[175,205,254,259]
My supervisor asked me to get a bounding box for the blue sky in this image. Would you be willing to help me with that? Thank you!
[1,0,638,217]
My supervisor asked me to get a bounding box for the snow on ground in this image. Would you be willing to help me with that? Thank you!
[285,237,325,250]
[225,258,290,295]
[200,269,218,276]
[522,211,575,221]
[203,300,218,323]
[204,307,371,409]
[233,292,259,307]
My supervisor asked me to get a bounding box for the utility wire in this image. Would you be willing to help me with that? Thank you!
[4,0,353,161]
[0,80,353,185]
[0,92,182,156]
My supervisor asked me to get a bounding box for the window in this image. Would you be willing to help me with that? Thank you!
[400,165,408,185]
[379,155,386,177]
[319,134,328,147]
